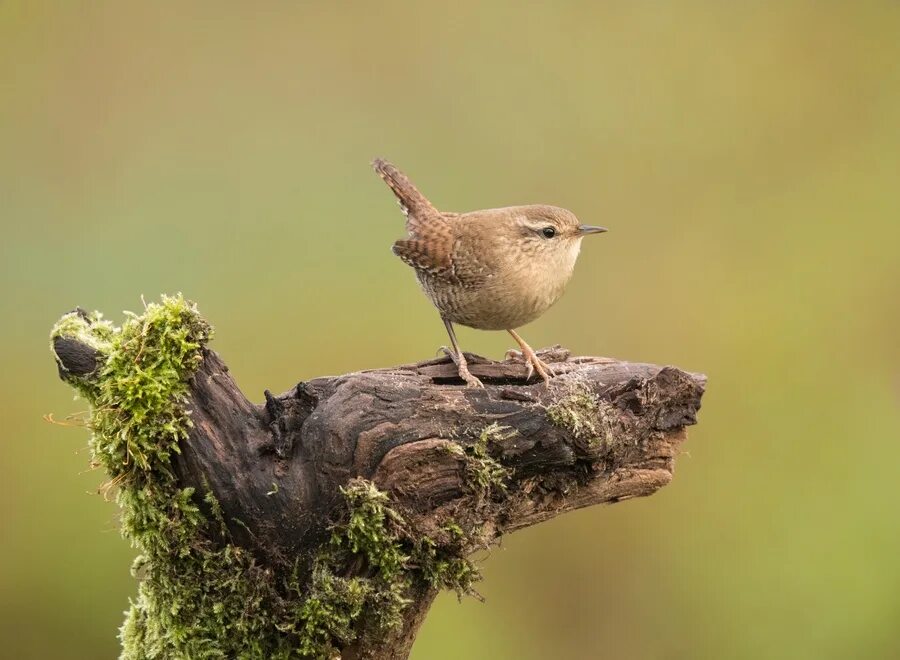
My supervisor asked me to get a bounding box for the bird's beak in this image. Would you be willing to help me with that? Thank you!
[577,225,608,236]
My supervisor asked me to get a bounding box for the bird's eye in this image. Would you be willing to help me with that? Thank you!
[541,227,556,238]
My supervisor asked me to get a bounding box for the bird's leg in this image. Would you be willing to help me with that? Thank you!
[442,318,484,388]
[506,329,555,384]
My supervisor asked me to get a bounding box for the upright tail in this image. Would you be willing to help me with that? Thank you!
[372,158,440,230]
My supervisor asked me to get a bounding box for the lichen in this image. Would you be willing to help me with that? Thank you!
[51,294,482,660]
[546,381,601,439]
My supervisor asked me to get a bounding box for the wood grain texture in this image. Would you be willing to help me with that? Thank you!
[54,332,705,659]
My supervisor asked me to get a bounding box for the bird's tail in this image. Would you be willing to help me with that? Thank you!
[372,158,439,223]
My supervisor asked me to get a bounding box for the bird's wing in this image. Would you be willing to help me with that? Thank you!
[392,212,459,276]
[392,237,453,276]
[393,214,491,287]
[375,158,467,279]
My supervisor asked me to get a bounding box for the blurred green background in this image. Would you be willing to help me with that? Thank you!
[2,2,899,658]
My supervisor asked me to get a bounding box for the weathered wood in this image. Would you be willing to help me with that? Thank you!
[54,328,705,659]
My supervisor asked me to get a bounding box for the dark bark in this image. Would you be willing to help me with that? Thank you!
[53,334,705,659]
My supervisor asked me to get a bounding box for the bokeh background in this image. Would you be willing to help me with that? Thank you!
[2,2,899,658]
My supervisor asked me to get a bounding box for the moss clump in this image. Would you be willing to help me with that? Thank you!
[52,296,297,658]
[92,296,212,479]
[51,308,116,352]
[50,308,116,399]
[333,480,408,579]
[546,381,600,439]
[464,423,513,501]
[52,295,481,659]
[333,479,481,599]
[413,534,480,594]
[285,479,482,656]
[289,558,379,657]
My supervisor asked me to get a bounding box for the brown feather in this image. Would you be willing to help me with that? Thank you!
[372,158,443,236]
[391,238,453,276]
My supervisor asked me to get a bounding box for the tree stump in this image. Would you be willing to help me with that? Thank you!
[50,296,706,659]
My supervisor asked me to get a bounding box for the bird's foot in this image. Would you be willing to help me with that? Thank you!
[458,365,485,389]
[505,348,555,384]
[439,346,484,388]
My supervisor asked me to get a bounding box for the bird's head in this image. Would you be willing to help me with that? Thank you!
[503,205,606,268]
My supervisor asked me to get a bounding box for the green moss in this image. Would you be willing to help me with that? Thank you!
[546,382,600,439]
[52,295,482,659]
[91,295,212,480]
[332,480,408,580]
[50,309,116,398]
[290,558,374,658]
[51,308,116,352]
[331,478,481,599]
[284,478,482,654]
[464,423,513,500]
[412,535,480,595]
[545,383,622,450]
[53,296,299,658]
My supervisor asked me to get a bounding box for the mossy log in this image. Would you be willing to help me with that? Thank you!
[50,297,706,660]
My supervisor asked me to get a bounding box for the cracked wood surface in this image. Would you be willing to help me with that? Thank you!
[53,333,706,659]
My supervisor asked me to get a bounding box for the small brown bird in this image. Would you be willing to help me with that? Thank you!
[373,158,607,388]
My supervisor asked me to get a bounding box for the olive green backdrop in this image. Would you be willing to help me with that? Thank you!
[2,2,898,659]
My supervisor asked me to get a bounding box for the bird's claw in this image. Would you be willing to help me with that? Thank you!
[504,349,523,361]
[530,356,555,384]
[505,348,555,384]
[462,373,485,388]
[457,360,484,388]
[440,346,484,387]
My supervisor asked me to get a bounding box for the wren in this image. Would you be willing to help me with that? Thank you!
[373,158,607,388]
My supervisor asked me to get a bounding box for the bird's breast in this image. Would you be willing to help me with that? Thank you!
[415,245,578,331]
